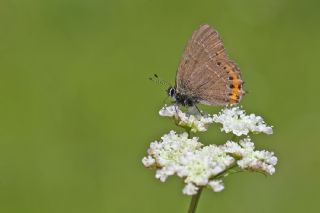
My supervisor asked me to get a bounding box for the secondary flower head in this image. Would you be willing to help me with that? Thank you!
[213,106,273,136]
[159,105,214,133]
[177,145,234,195]
[142,131,202,182]
[223,137,278,175]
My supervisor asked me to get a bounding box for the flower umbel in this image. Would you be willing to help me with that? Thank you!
[222,137,278,175]
[176,145,234,195]
[212,106,273,136]
[143,105,278,198]
[142,131,202,182]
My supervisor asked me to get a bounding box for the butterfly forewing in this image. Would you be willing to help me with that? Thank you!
[175,24,244,106]
[176,25,226,90]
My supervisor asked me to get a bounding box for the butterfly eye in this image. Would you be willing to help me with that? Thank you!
[168,87,176,97]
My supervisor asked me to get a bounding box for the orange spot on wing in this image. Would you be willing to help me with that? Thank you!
[225,65,242,103]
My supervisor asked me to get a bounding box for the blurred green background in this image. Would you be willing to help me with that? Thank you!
[1,0,319,212]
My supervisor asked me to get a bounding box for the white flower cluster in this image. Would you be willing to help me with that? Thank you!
[159,105,214,133]
[160,105,273,136]
[142,131,278,195]
[142,131,202,182]
[212,106,273,136]
[222,137,278,175]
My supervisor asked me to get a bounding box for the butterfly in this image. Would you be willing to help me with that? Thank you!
[166,24,245,108]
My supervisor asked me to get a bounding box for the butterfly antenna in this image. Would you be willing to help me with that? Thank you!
[149,74,171,88]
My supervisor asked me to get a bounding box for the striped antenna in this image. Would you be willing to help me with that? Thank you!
[149,74,171,87]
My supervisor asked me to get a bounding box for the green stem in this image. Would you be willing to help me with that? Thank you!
[214,163,237,179]
[187,187,203,213]
[186,127,193,138]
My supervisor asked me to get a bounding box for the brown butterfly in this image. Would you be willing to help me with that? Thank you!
[166,24,245,108]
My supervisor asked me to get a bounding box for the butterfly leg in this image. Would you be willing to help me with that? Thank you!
[187,105,203,116]
[195,105,203,116]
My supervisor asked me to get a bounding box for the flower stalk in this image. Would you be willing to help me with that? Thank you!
[188,187,203,213]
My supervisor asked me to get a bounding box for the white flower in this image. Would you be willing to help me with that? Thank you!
[222,141,243,157]
[177,145,234,187]
[183,183,199,195]
[159,104,177,117]
[159,105,214,133]
[142,156,155,167]
[224,137,278,175]
[155,165,176,182]
[199,145,235,174]
[142,131,202,181]
[212,106,273,136]
[208,180,224,192]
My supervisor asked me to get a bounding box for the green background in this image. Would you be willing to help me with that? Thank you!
[1,0,319,212]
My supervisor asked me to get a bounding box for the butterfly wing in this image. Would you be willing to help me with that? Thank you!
[192,59,244,105]
[176,24,244,106]
[176,24,226,91]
